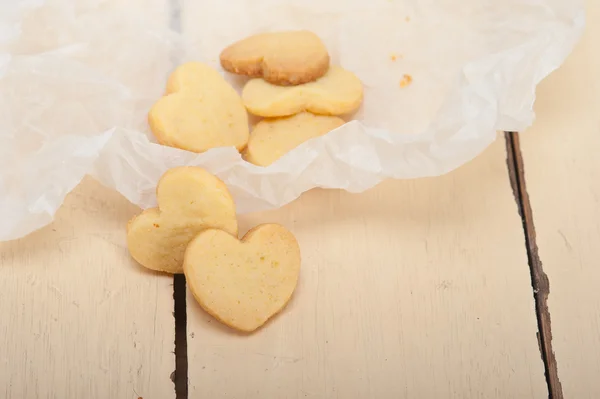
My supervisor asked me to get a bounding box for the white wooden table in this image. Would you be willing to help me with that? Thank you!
[1,0,599,398]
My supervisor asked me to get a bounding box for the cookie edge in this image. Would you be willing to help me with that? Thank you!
[183,224,300,333]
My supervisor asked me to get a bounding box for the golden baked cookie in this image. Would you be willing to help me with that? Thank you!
[149,62,249,153]
[184,224,301,332]
[243,112,345,166]
[127,167,238,274]
[164,61,225,93]
[242,65,363,117]
[220,30,330,86]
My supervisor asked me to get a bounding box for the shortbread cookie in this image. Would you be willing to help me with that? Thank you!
[242,65,363,117]
[220,30,330,86]
[165,61,227,94]
[184,224,301,332]
[243,112,345,166]
[149,62,249,153]
[127,167,238,274]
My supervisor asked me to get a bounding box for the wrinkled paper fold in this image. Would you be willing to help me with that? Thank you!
[0,0,584,240]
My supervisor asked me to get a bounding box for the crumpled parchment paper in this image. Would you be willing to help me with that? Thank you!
[0,0,584,240]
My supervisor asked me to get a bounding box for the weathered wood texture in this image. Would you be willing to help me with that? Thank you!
[186,138,548,398]
[517,1,600,397]
[0,178,175,399]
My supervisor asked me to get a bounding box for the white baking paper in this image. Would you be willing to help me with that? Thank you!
[0,0,584,240]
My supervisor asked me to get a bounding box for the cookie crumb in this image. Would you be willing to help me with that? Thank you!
[390,54,397,61]
[399,74,413,88]
[153,223,160,228]
[405,16,411,22]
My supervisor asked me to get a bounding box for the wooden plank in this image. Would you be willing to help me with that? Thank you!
[508,133,562,398]
[185,138,548,398]
[0,0,178,397]
[0,178,175,399]
[516,0,600,397]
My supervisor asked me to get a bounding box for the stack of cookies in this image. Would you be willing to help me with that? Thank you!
[127,167,301,333]
[134,33,365,333]
[148,30,363,166]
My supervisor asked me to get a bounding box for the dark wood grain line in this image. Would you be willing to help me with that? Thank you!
[505,131,563,399]
[173,274,188,399]
[169,1,187,398]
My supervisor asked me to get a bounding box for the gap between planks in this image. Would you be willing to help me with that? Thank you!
[173,274,188,399]
[172,134,563,399]
[169,134,557,399]
[505,131,563,399]
[169,0,188,398]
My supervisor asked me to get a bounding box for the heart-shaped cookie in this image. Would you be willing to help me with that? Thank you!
[184,224,301,332]
[148,62,249,153]
[127,167,238,274]
[220,30,330,86]
[244,112,345,166]
[242,65,363,117]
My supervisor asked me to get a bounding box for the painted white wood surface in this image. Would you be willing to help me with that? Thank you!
[0,178,175,399]
[186,137,548,398]
[518,1,600,397]
[179,2,548,396]
[0,1,176,398]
